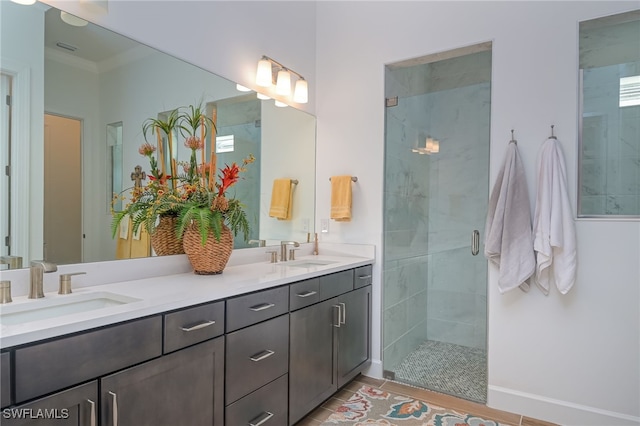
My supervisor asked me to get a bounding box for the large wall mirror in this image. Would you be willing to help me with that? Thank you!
[578,9,640,217]
[0,1,316,270]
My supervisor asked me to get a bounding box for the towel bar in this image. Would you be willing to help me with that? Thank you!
[329,176,358,182]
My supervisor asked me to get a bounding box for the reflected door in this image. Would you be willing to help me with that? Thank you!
[1,74,10,261]
[44,114,82,264]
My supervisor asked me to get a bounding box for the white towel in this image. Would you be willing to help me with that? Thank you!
[484,141,536,293]
[532,138,577,295]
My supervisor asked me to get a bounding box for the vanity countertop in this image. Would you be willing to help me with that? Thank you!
[0,252,374,349]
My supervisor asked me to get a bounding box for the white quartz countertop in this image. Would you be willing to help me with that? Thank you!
[0,252,373,348]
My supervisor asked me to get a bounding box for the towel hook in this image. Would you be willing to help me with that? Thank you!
[549,125,557,139]
[510,129,517,145]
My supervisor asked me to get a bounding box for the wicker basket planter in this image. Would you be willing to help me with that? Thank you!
[150,214,185,256]
[182,223,233,275]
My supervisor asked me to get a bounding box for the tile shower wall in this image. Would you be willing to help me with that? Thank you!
[383,52,490,370]
[581,62,640,216]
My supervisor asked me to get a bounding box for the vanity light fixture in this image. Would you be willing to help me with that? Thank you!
[60,10,89,27]
[256,93,271,100]
[255,55,308,104]
[10,0,36,5]
[274,100,288,108]
[236,84,251,92]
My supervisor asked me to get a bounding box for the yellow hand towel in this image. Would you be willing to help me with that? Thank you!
[269,178,293,220]
[130,226,150,258]
[330,175,352,222]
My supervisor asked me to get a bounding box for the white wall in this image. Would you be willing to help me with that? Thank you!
[315,2,639,425]
[35,0,640,424]
[0,1,45,264]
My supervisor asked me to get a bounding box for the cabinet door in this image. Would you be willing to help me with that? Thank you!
[337,285,372,388]
[1,381,97,426]
[100,337,224,426]
[289,298,339,425]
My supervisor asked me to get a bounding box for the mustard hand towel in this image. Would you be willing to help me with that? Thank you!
[130,226,150,258]
[269,178,292,220]
[330,175,352,222]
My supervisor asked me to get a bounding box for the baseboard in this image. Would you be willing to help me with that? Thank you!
[488,385,640,426]
[363,358,383,379]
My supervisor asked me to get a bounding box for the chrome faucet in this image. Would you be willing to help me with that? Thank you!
[29,260,57,299]
[280,241,300,262]
[249,239,266,247]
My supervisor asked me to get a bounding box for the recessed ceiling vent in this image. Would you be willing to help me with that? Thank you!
[56,42,78,52]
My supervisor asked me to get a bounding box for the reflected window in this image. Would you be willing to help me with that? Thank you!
[216,135,235,153]
[579,10,640,217]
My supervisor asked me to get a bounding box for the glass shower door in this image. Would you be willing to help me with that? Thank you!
[382,45,491,402]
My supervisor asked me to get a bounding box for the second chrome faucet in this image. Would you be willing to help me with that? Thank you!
[280,241,300,262]
[29,260,57,299]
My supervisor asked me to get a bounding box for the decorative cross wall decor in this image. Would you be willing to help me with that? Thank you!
[131,165,146,188]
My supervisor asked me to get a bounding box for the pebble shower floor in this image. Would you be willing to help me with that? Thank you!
[390,340,487,403]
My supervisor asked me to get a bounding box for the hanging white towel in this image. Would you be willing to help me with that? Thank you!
[484,141,536,293]
[532,138,577,295]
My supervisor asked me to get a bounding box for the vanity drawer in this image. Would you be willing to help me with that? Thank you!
[225,373,288,426]
[354,264,373,288]
[15,316,162,404]
[225,314,289,404]
[226,286,289,332]
[290,278,320,311]
[319,269,354,300]
[164,301,225,353]
[1,352,11,409]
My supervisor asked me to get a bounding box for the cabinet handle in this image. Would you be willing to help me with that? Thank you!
[296,290,317,298]
[249,349,275,362]
[249,411,274,426]
[86,399,96,426]
[108,391,118,426]
[471,230,480,256]
[249,302,275,312]
[332,305,341,328]
[339,302,346,325]
[180,320,216,332]
[358,274,372,280]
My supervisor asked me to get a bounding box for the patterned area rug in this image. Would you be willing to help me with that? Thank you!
[321,385,512,426]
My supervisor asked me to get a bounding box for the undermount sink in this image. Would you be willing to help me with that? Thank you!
[278,260,338,268]
[0,291,141,326]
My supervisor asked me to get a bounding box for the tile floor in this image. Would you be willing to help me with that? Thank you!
[295,375,558,426]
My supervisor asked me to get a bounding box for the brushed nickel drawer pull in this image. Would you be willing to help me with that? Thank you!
[358,275,372,280]
[339,302,346,325]
[249,302,275,312]
[332,305,341,328]
[249,411,274,426]
[471,230,480,256]
[87,399,96,426]
[180,320,216,332]
[108,391,118,426]
[296,290,317,298]
[249,349,275,362]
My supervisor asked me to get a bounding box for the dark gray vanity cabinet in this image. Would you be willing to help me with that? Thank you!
[0,381,97,426]
[289,278,372,425]
[1,352,11,409]
[100,336,224,426]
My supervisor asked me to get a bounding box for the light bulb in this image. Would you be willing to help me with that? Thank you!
[60,11,88,27]
[275,70,291,96]
[236,84,251,92]
[431,139,440,153]
[293,79,308,104]
[257,93,270,100]
[274,100,288,108]
[256,59,273,87]
[10,0,36,5]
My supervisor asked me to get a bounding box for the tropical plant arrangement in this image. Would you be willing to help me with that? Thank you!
[111,103,254,268]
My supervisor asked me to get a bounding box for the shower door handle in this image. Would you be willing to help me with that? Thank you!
[471,230,480,256]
